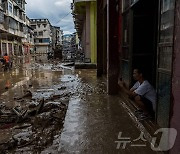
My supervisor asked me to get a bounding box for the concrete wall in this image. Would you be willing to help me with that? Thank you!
[81,20,86,55]
[85,2,91,60]
[90,1,97,63]
[36,46,48,54]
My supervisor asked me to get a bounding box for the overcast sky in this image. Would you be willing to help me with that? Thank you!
[25,0,75,34]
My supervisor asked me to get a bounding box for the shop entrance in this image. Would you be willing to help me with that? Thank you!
[131,0,158,87]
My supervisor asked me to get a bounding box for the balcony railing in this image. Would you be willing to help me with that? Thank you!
[0,10,4,23]
[8,28,25,37]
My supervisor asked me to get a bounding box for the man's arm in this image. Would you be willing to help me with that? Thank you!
[118,79,137,97]
[124,88,137,98]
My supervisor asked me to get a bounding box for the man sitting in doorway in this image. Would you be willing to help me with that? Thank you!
[118,68,156,121]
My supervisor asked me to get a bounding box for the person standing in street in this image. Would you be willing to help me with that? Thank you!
[3,53,11,70]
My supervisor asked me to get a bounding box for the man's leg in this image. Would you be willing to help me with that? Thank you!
[134,95,149,114]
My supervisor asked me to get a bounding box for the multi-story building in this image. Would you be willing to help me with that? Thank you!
[21,16,34,55]
[62,34,73,61]
[62,34,73,53]
[30,18,52,54]
[72,0,97,63]
[0,0,27,56]
[52,26,63,49]
[59,29,63,46]
[51,26,63,58]
[63,34,72,42]
[0,0,5,56]
[71,32,80,60]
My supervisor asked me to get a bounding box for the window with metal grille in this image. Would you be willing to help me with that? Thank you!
[0,10,4,23]
[31,25,36,29]
[39,31,43,36]
[8,2,13,14]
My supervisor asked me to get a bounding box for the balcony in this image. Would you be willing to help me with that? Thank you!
[13,1,25,12]
[8,28,25,37]
[4,11,26,25]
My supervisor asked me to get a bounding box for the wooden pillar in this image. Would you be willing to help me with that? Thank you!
[107,0,119,94]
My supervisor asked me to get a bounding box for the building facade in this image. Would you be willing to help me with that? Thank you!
[30,18,52,54]
[72,0,97,63]
[96,0,180,153]
[52,26,63,58]
[0,0,27,56]
[51,26,63,50]
[21,16,34,55]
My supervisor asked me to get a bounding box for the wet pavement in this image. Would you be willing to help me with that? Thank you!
[58,70,162,154]
[0,55,162,153]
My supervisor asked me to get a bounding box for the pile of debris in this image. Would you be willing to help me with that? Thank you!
[0,90,69,153]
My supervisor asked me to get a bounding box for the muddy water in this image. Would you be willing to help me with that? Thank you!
[0,55,159,154]
[0,55,63,106]
[0,55,79,153]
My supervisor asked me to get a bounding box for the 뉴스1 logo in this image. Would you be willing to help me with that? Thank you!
[115,128,177,151]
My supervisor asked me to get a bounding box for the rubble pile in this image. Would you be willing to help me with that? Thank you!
[0,89,69,153]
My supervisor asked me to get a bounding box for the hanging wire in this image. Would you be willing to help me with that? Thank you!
[55,11,72,24]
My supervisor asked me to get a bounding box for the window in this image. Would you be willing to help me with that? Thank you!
[39,31,43,36]
[9,18,18,30]
[39,39,42,43]
[35,39,38,43]
[14,8,18,16]
[43,24,46,28]
[31,25,36,29]
[8,2,13,14]
[0,10,4,23]
[34,32,37,36]
[42,38,50,43]
[37,24,41,28]
[8,43,12,55]
[2,43,7,53]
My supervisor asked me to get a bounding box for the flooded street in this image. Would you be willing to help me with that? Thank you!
[0,55,76,153]
[0,55,160,154]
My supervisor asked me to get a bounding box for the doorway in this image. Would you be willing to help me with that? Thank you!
[131,0,158,87]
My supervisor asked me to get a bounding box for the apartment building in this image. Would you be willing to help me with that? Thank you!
[51,26,63,58]
[30,18,52,54]
[51,26,63,50]
[0,0,26,56]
